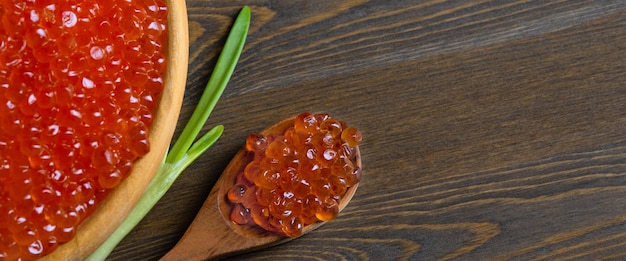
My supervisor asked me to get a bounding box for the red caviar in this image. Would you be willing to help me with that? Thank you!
[0,0,168,259]
[227,113,362,237]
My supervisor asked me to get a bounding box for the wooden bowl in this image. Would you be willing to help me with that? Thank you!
[42,0,189,259]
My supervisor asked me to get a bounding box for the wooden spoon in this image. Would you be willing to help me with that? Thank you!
[160,116,362,261]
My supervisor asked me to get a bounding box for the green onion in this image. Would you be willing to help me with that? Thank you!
[87,6,251,260]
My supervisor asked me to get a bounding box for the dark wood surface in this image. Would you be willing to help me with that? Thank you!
[110,1,626,260]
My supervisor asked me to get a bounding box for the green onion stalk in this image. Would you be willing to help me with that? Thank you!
[87,6,251,260]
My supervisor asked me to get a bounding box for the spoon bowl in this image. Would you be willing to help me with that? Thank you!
[161,116,361,261]
[42,0,189,259]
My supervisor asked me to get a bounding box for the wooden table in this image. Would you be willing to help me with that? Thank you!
[110,1,626,260]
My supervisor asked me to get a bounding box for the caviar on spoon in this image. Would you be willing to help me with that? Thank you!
[160,112,363,261]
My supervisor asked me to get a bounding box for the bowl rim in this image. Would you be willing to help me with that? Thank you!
[42,0,189,259]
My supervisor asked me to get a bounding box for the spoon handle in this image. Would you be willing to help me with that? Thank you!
[160,150,282,261]
[160,190,230,260]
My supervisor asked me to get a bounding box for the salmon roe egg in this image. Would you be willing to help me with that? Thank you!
[227,113,362,237]
[0,0,168,259]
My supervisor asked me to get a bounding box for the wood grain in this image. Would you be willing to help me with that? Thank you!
[108,0,626,260]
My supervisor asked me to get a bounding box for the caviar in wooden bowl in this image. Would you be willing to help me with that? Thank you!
[0,0,188,259]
